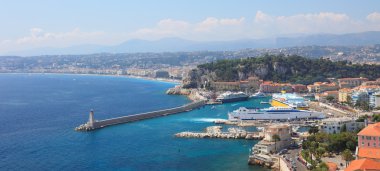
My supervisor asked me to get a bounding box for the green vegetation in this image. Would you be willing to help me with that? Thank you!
[313,162,329,171]
[341,149,354,167]
[326,96,335,103]
[301,131,358,168]
[198,54,380,84]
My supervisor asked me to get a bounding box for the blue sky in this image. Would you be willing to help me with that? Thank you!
[1,0,380,53]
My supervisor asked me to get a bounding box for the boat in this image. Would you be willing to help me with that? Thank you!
[215,91,249,103]
[228,107,325,121]
[250,92,267,98]
[260,101,269,104]
[271,92,309,110]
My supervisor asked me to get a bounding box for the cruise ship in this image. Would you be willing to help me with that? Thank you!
[216,91,249,103]
[228,107,324,121]
[271,93,309,110]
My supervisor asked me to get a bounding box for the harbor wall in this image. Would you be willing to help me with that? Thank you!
[90,100,206,129]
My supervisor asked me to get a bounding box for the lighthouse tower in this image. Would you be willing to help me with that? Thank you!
[88,109,95,128]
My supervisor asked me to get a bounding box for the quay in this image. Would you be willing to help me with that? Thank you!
[175,126,264,140]
[75,100,206,131]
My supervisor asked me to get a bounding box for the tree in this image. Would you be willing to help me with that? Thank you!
[326,96,335,103]
[309,126,319,135]
[272,134,281,153]
[313,162,329,171]
[342,149,354,167]
[316,147,326,161]
[346,96,353,106]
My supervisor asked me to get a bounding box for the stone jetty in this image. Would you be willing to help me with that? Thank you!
[75,100,206,131]
[175,126,263,139]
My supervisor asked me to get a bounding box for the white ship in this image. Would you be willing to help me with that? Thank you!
[216,91,249,103]
[228,107,325,121]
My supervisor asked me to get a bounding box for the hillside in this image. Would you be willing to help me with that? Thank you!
[183,55,380,88]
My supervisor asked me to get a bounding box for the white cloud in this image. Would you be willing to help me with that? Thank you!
[130,19,191,40]
[0,28,109,53]
[195,17,245,32]
[367,12,380,22]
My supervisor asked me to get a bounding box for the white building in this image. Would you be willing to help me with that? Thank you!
[319,117,365,134]
[253,124,293,154]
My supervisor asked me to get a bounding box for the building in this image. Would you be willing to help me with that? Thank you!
[351,85,380,107]
[357,122,380,162]
[373,92,380,108]
[338,88,352,103]
[292,84,308,93]
[345,158,380,171]
[307,82,339,93]
[315,90,339,102]
[338,77,368,88]
[209,76,262,91]
[259,81,293,93]
[253,124,292,154]
[362,80,380,86]
[319,117,364,134]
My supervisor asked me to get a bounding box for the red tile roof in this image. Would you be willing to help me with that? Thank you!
[358,122,380,136]
[345,158,380,171]
[357,147,380,160]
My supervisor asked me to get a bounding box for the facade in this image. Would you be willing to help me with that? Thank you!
[315,90,339,102]
[351,85,380,107]
[253,124,292,154]
[338,88,352,103]
[291,84,308,93]
[307,82,339,93]
[259,81,293,93]
[373,92,380,108]
[210,77,261,91]
[319,117,364,134]
[338,77,368,88]
[357,122,380,162]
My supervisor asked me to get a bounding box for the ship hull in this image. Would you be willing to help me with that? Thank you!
[218,96,249,103]
[229,112,323,121]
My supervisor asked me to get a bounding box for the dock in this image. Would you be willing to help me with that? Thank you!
[75,100,206,131]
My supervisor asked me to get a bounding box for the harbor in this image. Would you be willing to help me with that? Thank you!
[175,126,264,139]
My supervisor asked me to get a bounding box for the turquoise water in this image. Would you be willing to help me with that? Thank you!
[0,73,269,171]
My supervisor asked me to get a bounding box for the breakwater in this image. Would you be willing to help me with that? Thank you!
[175,126,264,140]
[75,100,206,131]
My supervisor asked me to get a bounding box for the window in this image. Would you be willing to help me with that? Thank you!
[368,143,370,147]
[362,142,364,146]
[374,143,377,147]
[362,136,365,140]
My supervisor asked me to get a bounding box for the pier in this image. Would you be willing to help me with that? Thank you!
[75,100,206,131]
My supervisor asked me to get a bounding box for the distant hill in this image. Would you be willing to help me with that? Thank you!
[276,31,380,47]
[3,31,380,56]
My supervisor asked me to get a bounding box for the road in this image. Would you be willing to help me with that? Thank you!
[281,148,309,171]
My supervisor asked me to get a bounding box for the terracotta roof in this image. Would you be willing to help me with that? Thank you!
[357,147,380,160]
[345,158,380,171]
[358,122,380,136]
[339,88,352,92]
[326,162,338,171]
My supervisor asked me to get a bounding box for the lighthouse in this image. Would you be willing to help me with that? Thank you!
[88,109,95,128]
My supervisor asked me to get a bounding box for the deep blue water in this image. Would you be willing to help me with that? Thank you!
[0,73,269,171]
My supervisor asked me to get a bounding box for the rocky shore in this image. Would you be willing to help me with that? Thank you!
[175,126,263,139]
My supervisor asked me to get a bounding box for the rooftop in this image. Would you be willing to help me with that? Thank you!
[321,117,355,123]
[345,158,380,171]
[338,77,368,81]
[357,147,380,160]
[358,122,380,136]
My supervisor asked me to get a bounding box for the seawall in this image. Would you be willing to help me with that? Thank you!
[75,100,206,131]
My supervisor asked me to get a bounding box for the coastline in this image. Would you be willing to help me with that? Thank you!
[0,72,181,84]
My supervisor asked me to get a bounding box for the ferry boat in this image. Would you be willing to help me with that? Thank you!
[216,91,249,103]
[271,93,309,110]
[228,107,324,121]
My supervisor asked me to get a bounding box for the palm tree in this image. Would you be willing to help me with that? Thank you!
[272,134,281,153]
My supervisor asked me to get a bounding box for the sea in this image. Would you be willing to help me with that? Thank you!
[0,73,270,171]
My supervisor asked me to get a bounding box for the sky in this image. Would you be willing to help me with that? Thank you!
[1,0,380,53]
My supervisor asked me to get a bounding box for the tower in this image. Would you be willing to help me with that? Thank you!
[88,109,95,128]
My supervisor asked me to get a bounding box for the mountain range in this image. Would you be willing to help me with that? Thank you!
[4,31,380,56]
